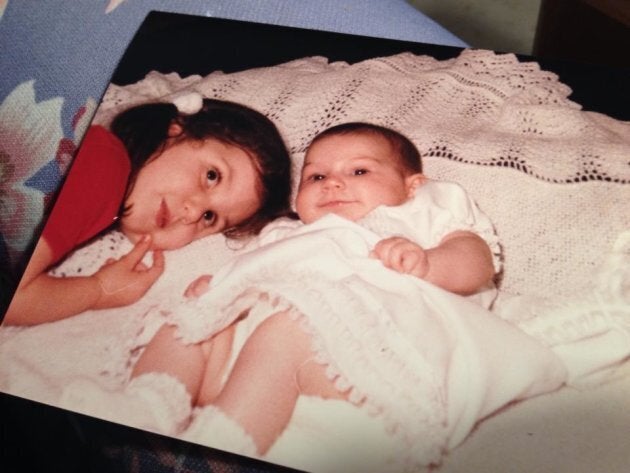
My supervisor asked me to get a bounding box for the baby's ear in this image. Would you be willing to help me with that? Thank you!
[405,173,426,197]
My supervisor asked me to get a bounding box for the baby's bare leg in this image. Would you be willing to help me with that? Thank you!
[209,310,346,454]
[132,324,206,403]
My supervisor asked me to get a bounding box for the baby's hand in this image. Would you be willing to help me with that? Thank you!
[184,274,213,299]
[92,235,165,309]
[371,236,429,278]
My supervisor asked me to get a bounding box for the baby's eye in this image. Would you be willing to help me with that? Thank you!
[353,168,368,176]
[206,169,221,184]
[310,174,325,181]
[202,210,216,226]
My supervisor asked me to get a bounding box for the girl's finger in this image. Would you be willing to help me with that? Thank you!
[149,250,165,272]
[142,250,165,280]
[123,235,153,267]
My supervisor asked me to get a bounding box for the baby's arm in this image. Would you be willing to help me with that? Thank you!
[372,230,494,295]
[3,235,164,325]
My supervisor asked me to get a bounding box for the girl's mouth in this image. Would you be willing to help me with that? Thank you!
[156,199,170,228]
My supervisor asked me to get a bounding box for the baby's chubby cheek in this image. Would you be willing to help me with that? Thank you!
[297,211,316,224]
[294,198,314,224]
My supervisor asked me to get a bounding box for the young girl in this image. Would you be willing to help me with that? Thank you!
[63,123,568,471]
[3,95,293,326]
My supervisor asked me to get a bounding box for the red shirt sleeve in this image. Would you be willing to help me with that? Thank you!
[43,125,131,264]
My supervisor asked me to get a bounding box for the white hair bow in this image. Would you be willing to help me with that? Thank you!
[171,91,204,115]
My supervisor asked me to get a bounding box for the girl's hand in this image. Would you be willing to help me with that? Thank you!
[371,236,429,278]
[184,275,213,299]
[92,235,165,309]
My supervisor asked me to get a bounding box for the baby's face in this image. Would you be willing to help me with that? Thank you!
[296,133,423,224]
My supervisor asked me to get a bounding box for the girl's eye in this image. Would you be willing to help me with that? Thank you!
[313,174,325,181]
[206,169,220,184]
[354,168,368,176]
[202,210,216,226]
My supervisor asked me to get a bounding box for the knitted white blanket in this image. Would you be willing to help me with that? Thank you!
[1,49,629,473]
[95,49,630,302]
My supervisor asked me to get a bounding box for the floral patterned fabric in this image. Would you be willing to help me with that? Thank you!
[0,2,463,471]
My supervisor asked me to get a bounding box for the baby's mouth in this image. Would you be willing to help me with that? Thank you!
[156,199,170,228]
[320,199,354,208]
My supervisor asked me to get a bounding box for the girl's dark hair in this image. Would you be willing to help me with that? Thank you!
[110,98,293,238]
[309,122,422,174]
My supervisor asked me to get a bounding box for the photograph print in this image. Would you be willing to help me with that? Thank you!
[2,11,630,473]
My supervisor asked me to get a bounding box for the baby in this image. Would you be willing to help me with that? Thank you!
[179,122,503,453]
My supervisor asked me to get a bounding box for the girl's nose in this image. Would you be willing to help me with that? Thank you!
[183,193,209,223]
